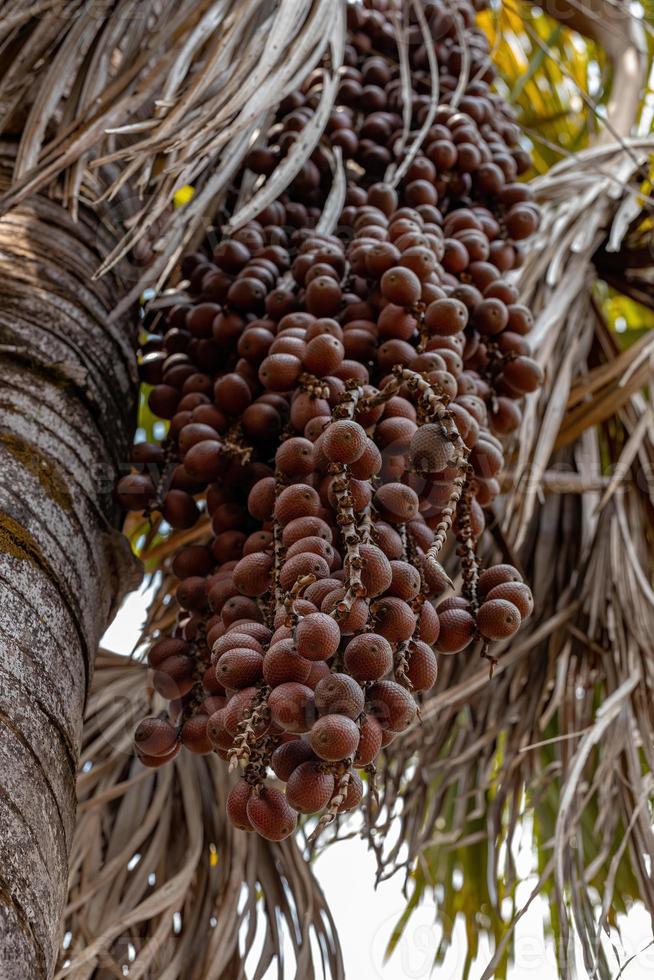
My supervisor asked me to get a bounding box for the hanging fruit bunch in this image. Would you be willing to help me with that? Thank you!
[119,0,541,842]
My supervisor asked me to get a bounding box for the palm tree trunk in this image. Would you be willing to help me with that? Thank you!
[0,157,139,977]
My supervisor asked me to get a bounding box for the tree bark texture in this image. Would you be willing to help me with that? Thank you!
[0,154,139,978]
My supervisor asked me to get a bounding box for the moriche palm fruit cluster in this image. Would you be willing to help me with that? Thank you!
[119,0,541,841]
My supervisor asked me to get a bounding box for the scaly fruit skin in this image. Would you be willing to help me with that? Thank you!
[128,0,542,839]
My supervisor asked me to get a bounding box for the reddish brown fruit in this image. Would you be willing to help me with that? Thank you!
[309,714,360,761]
[227,781,254,831]
[263,640,312,687]
[367,680,417,732]
[233,552,273,596]
[215,649,263,688]
[406,640,438,691]
[337,771,364,812]
[487,581,533,619]
[372,597,417,644]
[246,787,298,840]
[296,612,341,661]
[134,717,177,757]
[344,633,393,682]
[180,714,213,754]
[268,683,316,733]
[270,739,315,781]
[152,655,195,699]
[314,673,364,719]
[286,763,335,814]
[322,419,367,464]
[476,598,521,640]
[354,715,383,767]
[435,608,476,653]
[478,563,523,595]
[374,483,419,524]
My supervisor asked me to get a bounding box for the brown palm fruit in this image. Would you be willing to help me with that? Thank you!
[224,687,267,737]
[229,621,271,644]
[409,424,456,474]
[246,787,298,841]
[476,598,521,640]
[247,476,276,521]
[134,717,177,757]
[286,536,337,567]
[148,637,189,668]
[221,595,262,626]
[358,543,393,596]
[336,771,364,812]
[305,660,331,689]
[320,589,369,634]
[233,552,273,596]
[322,419,368,464]
[372,597,417,644]
[274,483,321,524]
[374,483,419,524]
[344,633,393,682]
[354,715,383,767]
[215,649,263,688]
[418,602,440,644]
[270,739,315,781]
[263,640,312,686]
[487,581,533,619]
[367,680,417,732]
[388,560,422,600]
[180,714,213,754]
[405,640,438,691]
[117,473,156,511]
[206,708,235,751]
[295,612,341,661]
[226,780,254,831]
[279,552,331,591]
[137,743,181,768]
[478,563,523,596]
[275,437,315,478]
[314,673,364,719]
[286,762,335,814]
[309,714,360,762]
[349,438,382,480]
[282,515,333,547]
[268,682,316,732]
[435,608,476,653]
[152,655,195,699]
[211,631,263,661]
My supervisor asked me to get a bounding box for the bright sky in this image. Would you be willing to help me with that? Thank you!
[103,588,654,979]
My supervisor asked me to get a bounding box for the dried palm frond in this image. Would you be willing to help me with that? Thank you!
[354,138,654,979]
[0,0,346,306]
[59,650,343,980]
